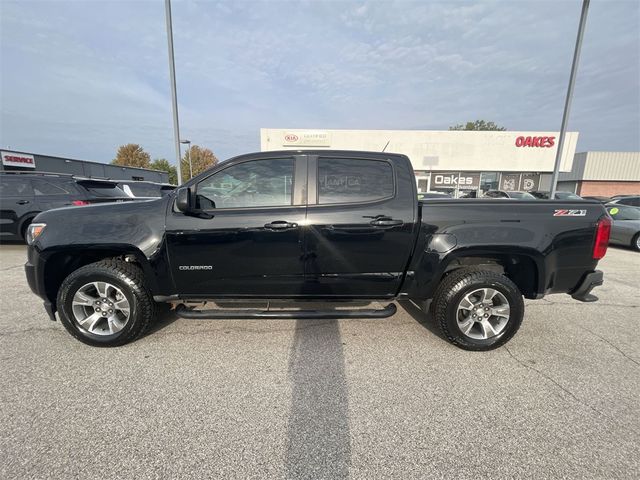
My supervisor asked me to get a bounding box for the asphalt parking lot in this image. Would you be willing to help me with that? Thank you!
[1,244,639,479]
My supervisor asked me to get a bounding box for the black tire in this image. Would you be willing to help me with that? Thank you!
[57,258,156,347]
[20,217,34,242]
[632,233,640,252]
[432,268,524,351]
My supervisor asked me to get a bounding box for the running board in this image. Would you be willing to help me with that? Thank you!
[174,303,397,319]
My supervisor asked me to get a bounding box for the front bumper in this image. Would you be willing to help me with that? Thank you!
[25,246,57,321]
[571,270,603,303]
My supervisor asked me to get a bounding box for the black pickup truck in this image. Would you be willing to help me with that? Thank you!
[25,151,611,350]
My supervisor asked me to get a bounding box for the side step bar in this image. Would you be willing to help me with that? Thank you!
[174,303,397,320]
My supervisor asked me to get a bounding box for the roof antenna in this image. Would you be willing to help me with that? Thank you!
[382,140,390,152]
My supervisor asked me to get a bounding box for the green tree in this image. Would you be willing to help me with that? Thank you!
[181,145,218,182]
[150,158,178,185]
[112,144,151,168]
[449,120,507,131]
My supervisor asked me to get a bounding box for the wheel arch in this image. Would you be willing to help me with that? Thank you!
[438,248,544,299]
[42,246,158,305]
[18,211,41,240]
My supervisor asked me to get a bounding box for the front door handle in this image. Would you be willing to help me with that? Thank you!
[16,200,30,205]
[264,221,298,230]
[370,218,403,227]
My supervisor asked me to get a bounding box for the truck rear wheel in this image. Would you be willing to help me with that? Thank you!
[432,268,524,351]
[56,258,156,347]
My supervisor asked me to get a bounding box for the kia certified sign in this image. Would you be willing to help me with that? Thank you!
[282,131,331,147]
[432,172,480,190]
[515,136,555,148]
[1,151,36,168]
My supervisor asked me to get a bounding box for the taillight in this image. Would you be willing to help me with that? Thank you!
[72,200,90,206]
[593,215,612,260]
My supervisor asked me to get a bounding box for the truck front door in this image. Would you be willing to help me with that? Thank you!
[302,154,418,298]
[165,155,307,297]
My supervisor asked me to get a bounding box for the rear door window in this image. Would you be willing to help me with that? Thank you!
[32,179,70,195]
[317,157,394,204]
[0,177,34,197]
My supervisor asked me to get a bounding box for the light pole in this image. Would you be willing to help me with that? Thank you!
[550,0,590,197]
[181,139,192,179]
[164,0,183,185]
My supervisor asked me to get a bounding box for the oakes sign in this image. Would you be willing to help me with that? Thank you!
[515,136,555,148]
[432,172,480,190]
[1,151,36,169]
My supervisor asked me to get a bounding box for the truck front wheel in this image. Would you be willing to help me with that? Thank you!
[432,268,524,351]
[56,259,156,347]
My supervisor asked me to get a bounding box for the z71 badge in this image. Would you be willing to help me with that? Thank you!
[553,209,587,217]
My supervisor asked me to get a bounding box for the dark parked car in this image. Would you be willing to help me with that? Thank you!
[0,172,134,242]
[484,190,537,200]
[605,204,640,251]
[530,191,583,200]
[26,150,610,351]
[608,195,640,207]
[117,180,176,198]
[582,196,611,203]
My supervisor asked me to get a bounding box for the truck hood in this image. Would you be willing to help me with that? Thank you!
[34,196,171,258]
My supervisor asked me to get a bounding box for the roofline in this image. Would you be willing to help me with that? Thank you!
[0,149,168,174]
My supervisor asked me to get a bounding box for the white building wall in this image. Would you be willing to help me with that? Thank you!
[261,129,579,173]
[559,151,640,181]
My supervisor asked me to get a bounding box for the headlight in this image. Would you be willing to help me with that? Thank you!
[26,223,46,245]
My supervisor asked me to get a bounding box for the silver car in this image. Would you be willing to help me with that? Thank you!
[606,204,640,251]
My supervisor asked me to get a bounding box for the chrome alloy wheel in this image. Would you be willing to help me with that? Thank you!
[456,288,511,340]
[71,282,130,336]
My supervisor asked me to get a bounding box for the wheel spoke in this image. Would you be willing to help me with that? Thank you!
[72,291,97,307]
[480,319,497,338]
[458,317,475,335]
[491,305,510,318]
[93,282,108,297]
[481,288,498,303]
[78,311,103,332]
[459,295,474,310]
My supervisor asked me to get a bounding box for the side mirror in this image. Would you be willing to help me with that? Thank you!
[175,187,192,213]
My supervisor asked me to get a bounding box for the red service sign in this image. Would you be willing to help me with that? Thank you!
[1,151,36,168]
[515,136,555,148]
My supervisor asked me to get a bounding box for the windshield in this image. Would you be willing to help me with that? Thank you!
[608,205,640,220]
[509,191,536,200]
[556,192,582,200]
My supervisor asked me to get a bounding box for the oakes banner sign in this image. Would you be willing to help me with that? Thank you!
[432,172,480,190]
[515,136,556,148]
[1,151,36,169]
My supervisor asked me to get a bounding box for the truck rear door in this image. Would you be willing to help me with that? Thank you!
[302,154,418,298]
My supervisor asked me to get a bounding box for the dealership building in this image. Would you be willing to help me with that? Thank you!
[558,151,640,196]
[262,128,590,197]
[0,150,170,183]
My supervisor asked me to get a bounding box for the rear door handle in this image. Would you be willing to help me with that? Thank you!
[264,221,298,230]
[370,218,403,227]
[16,200,30,205]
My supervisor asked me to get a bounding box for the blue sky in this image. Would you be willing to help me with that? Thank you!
[1,0,638,163]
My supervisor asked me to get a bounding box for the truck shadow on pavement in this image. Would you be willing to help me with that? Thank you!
[397,299,448,342]
[285,318,351,480]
